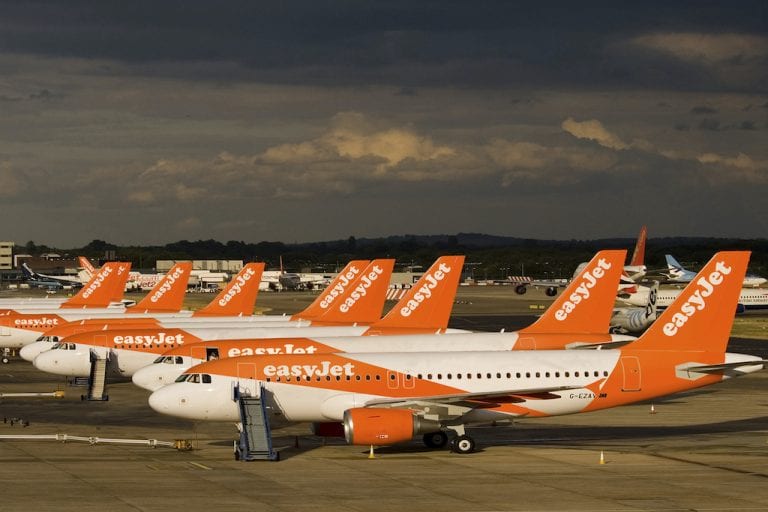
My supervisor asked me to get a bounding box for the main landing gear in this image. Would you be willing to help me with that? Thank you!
[422,430,477,454]
[422,431,448,449]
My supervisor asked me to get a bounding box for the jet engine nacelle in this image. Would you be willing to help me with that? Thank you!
[342,408,441,446]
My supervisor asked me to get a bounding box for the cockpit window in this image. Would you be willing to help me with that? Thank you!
[175,356,184,364]
[175,374,189,383]
[153,356,164,364]
[188,374,200,383]
[202,374,211,384]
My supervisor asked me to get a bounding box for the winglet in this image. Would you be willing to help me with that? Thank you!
[369,255,465,331]
[193,263,265,316]
[314,259,395,324]
[629,226,647,266]
[293,260,371,320]
[521,250,626,334]
[130,262,192,313]
[629,251,749,353]
[61,262,132,308]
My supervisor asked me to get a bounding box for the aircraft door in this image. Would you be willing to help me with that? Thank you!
[236,362,259,397]
[190,345,207,361]
[620,356,641,391]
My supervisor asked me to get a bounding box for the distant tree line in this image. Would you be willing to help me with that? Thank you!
[20,234,768,279]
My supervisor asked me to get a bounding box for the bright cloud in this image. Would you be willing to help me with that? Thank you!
[632,33,768,64]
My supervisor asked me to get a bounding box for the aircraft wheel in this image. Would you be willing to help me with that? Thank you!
[451,435,475,454]
[515,285,527,295]
[545,286,557,297]
[1,357,8,364]
[422,431,448,449]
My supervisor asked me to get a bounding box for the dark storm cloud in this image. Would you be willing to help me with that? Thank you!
[1,1,767,245]
[1,1,765,91]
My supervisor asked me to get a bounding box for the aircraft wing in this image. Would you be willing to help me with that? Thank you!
[363,384,582,414]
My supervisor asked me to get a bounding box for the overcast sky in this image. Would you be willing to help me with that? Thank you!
[1,1,767,247]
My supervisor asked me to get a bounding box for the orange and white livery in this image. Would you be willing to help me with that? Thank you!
[31,258,460,377]
[132,250,631,390]
[149,251,764,454]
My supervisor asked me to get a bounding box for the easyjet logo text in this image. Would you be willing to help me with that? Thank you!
[399,262,452,317]
[339,265,384,313]
[81,266,114,298]
[227,343,318,357]
[554,258,612,321]
[263,361,355,378]
[14,317,59,327]
[319,266,362,309]
[113,332,186,347]
[150,267,186,303]
[218,267,257,307]
[663,261,732,337]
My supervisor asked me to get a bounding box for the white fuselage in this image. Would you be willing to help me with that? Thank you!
[131,331,636,390]
[147,350,763,423]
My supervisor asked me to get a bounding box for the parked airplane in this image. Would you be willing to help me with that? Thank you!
[0,263,193,350]
[260,257,329,291]
[131,250,633,391]
[32,258,461,377]
[664,254,766,287]
[514,226,647,296]
[618,282,768,311]
[622,225,647,282]
[610,281,658,334]
[20,262,89,290]
[148,251,764,455]
[1,262,131,315]
[18,260,370,361]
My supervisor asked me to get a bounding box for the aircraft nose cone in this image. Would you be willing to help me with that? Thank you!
[148,387,174,414]
[133,366,168,392]
[20,343,47,362]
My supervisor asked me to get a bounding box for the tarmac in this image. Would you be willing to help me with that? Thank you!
[1,288,767,511]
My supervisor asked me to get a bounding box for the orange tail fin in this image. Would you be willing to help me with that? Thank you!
[628,251,749,353]
[193,263,265,317]
[521,250,626,334]
[369,255,465,332]
[131,262,193,313]
[78,256,96,274]
[315,259,395,324]
[293,260,371,320]
[61,262,132,308]
[629,226,647,266]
